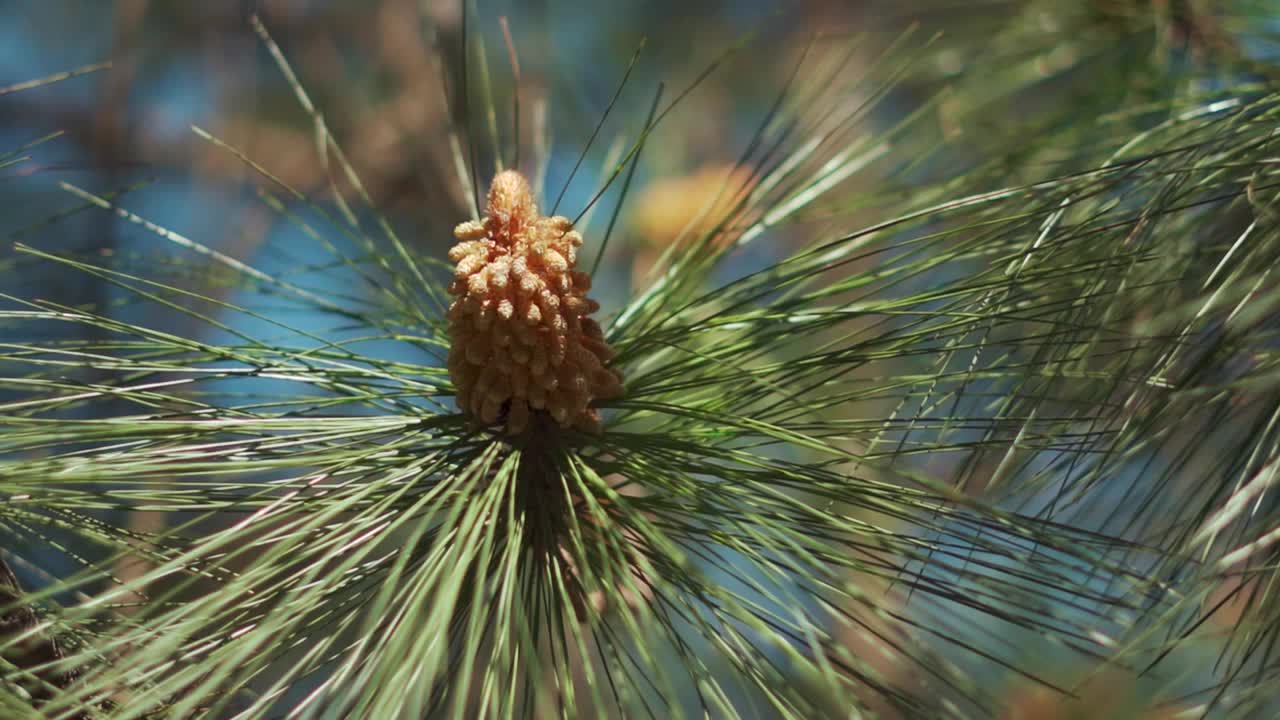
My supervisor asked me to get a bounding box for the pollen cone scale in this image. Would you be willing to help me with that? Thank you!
[447,170,623,434]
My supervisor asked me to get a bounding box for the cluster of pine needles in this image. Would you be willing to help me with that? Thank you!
[3,1,1280,717]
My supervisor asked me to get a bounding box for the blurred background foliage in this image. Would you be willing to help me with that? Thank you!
[6,0,1280,717]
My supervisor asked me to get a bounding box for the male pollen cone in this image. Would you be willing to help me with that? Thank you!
[447,170,623,434]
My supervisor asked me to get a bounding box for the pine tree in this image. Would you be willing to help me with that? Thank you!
[2,1,1279,717]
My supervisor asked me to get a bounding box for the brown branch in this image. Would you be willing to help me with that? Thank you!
[0,554,76,712]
